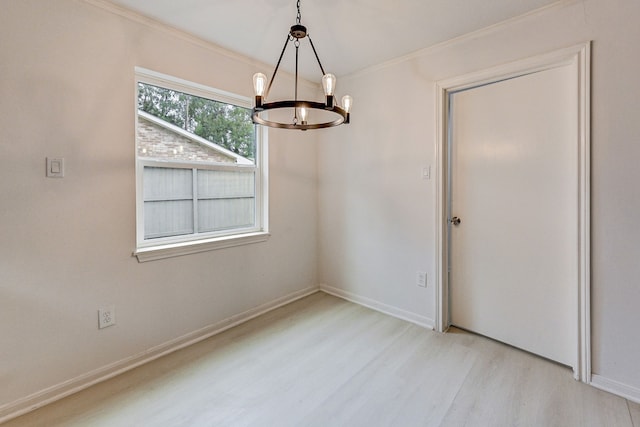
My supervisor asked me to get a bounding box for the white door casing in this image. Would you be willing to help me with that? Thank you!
[434,43,591,381]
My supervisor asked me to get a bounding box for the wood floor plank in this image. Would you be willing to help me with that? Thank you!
[298,326,478,426]
[439,331,632,427]
[2,292,635,427]
[630,400,640,427]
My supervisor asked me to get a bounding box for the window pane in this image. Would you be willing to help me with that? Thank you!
[197,170,255,232]
[137,83,255,164]
[143,167,192,201]
[197,170,255,198]
[143,167,194,239]
[198,198,255,232]
[144,200,194,239]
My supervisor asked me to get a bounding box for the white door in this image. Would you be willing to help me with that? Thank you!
[448,64,578,366]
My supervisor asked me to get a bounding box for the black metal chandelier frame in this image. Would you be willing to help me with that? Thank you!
[252,1,351,130]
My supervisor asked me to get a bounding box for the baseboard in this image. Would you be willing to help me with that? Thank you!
[320,284,435,329]
[591,374,640,404]
[0,285,320,424]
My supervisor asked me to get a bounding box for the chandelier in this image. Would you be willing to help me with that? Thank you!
[251,0,352,130]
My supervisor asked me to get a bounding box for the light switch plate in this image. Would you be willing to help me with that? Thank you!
[46,157,64,178]
[416,271,427,287]
[422,166,431,180]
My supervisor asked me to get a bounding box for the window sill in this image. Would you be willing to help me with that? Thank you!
[133,231,270,262]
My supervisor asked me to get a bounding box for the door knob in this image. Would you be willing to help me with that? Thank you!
[450,216,461,226]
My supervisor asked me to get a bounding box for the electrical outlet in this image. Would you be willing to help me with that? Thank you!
[98,306,116,329]
[416,271,427,287]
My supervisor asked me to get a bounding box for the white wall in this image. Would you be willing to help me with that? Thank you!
[0,0,319,413]
[3,0,639,416]
[318,0,640,396]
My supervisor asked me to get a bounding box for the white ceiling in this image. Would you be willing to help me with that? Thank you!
[108,0,561,80]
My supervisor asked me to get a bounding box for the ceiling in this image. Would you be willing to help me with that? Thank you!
[108,0,561,81]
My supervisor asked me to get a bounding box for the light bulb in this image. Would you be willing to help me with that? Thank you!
[322,73,336,96]
[253,73,267,97]
[300,107,308,123]
[341,95,353,113]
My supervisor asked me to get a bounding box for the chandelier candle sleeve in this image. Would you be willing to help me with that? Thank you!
[342,95,353,113]
[300,107,308,125]
[250,0,352,130]
[253,73,267,107]
[322,73,336,108]
[322,74,336,96]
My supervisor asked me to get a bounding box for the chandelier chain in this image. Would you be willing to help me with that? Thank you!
[296,0,301,24]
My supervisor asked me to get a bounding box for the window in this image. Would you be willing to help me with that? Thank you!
[134,68,268,262]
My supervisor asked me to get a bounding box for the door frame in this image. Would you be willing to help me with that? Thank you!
[434,42,591,382]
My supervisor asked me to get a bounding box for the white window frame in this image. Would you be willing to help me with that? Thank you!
[133,68,269,262]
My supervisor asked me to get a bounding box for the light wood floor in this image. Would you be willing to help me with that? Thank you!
[4,292,639,426]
